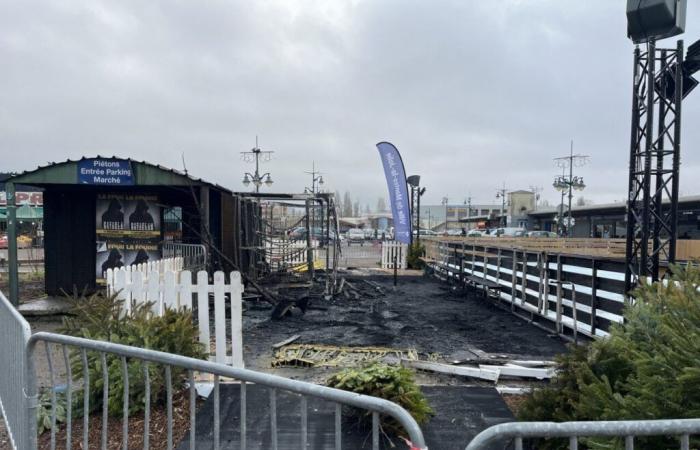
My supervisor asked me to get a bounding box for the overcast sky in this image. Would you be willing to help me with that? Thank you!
[2,1,700,208]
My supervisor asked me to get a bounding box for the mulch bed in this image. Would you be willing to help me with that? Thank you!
[38,391,197,450]
[501,394,528,417]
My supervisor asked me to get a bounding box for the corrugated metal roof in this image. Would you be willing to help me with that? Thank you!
[6,156,232,193]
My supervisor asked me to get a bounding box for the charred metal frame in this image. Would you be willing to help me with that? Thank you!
[235,192,341,284]
[625,39,683,295]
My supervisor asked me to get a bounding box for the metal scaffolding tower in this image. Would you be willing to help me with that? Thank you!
[624,40,684,295]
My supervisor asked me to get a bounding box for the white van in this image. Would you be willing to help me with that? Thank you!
[491,227,527,237]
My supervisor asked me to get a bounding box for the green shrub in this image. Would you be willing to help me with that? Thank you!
[518,264,700,449]
[326,363,432,440]
[407,243,425,269]
[36,390,66,435]
[61,292,206,417]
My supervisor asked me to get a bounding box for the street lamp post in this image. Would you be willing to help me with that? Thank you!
[241,137,274,193]
[441,197,448,232]
[464,196,472,230]
[304,161,324,194]
[553,141,588,238]
[407,175,424,245]
[495,183,507,227]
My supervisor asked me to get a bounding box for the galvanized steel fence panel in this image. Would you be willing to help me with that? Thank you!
[334,241,383,268]
[27,332,428,450]
[465,419,700,450]
[162,242,207,272]
[0,289,32,450]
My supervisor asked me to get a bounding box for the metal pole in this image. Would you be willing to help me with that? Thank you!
[652,49,668,277]
[416,188,421,246]
[669,40,683,264]
[325,198,331,271]
[254,148,260,194]
[640,38,657,281]
[393,252,398,287]
[501,193,506,227]
[567,141,574,238]
[444,197,448,232]
[624,45,642,295]
[7,182,19,306]
[409,186,414,247]
[305,199,313,277]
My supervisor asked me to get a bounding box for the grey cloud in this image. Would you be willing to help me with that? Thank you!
[2,0,700,208]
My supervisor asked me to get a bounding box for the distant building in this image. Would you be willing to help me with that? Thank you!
[507,190,536,229]
[419,203,504,231]
[0,173,44,234]
[420,190,537,231]
[527,195,700,239]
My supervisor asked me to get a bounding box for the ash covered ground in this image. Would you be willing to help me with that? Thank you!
[242,273,567,380]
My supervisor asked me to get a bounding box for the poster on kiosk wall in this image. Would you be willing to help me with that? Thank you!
[95,193,162,277]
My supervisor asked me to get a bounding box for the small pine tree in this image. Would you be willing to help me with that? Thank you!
[519,264,700,449]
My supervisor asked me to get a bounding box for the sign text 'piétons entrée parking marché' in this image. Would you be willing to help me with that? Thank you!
[78,158,135,185]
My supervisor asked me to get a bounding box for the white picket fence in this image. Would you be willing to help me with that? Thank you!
[105,266,244,368]
[381,241,408,269]
[104,256,184,283]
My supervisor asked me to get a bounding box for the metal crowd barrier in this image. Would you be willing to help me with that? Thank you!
[465,419,700,450]
[162,242,207,272]
[26,332,428,450]
[0,290,32,450]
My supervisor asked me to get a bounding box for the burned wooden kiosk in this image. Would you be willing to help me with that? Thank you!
[233,192,340,282]
[4,156,261,304]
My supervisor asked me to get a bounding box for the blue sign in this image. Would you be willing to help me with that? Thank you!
[376,142,412,244]
[78,158,134,185]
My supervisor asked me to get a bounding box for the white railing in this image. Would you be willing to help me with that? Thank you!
[105,267,244,368]
[265,239,320,268]
[427,240,628,339]
[381,241,407,269]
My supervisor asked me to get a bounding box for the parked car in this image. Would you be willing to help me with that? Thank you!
[488,227,527,237]
[467,230,485,237]
[377,228,393,240]
[413,229,437,236]
[446,229,464,236]
[288,226,306,240]
[288,227,338,244]
[346,228,366,245]
[0,234,33,248]
[363,228,376,239]
[527,230,558,238]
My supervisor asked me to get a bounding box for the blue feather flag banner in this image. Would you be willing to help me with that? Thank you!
[376,141,412,244]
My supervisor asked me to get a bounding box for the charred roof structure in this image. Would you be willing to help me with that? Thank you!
[4,156,262,304]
